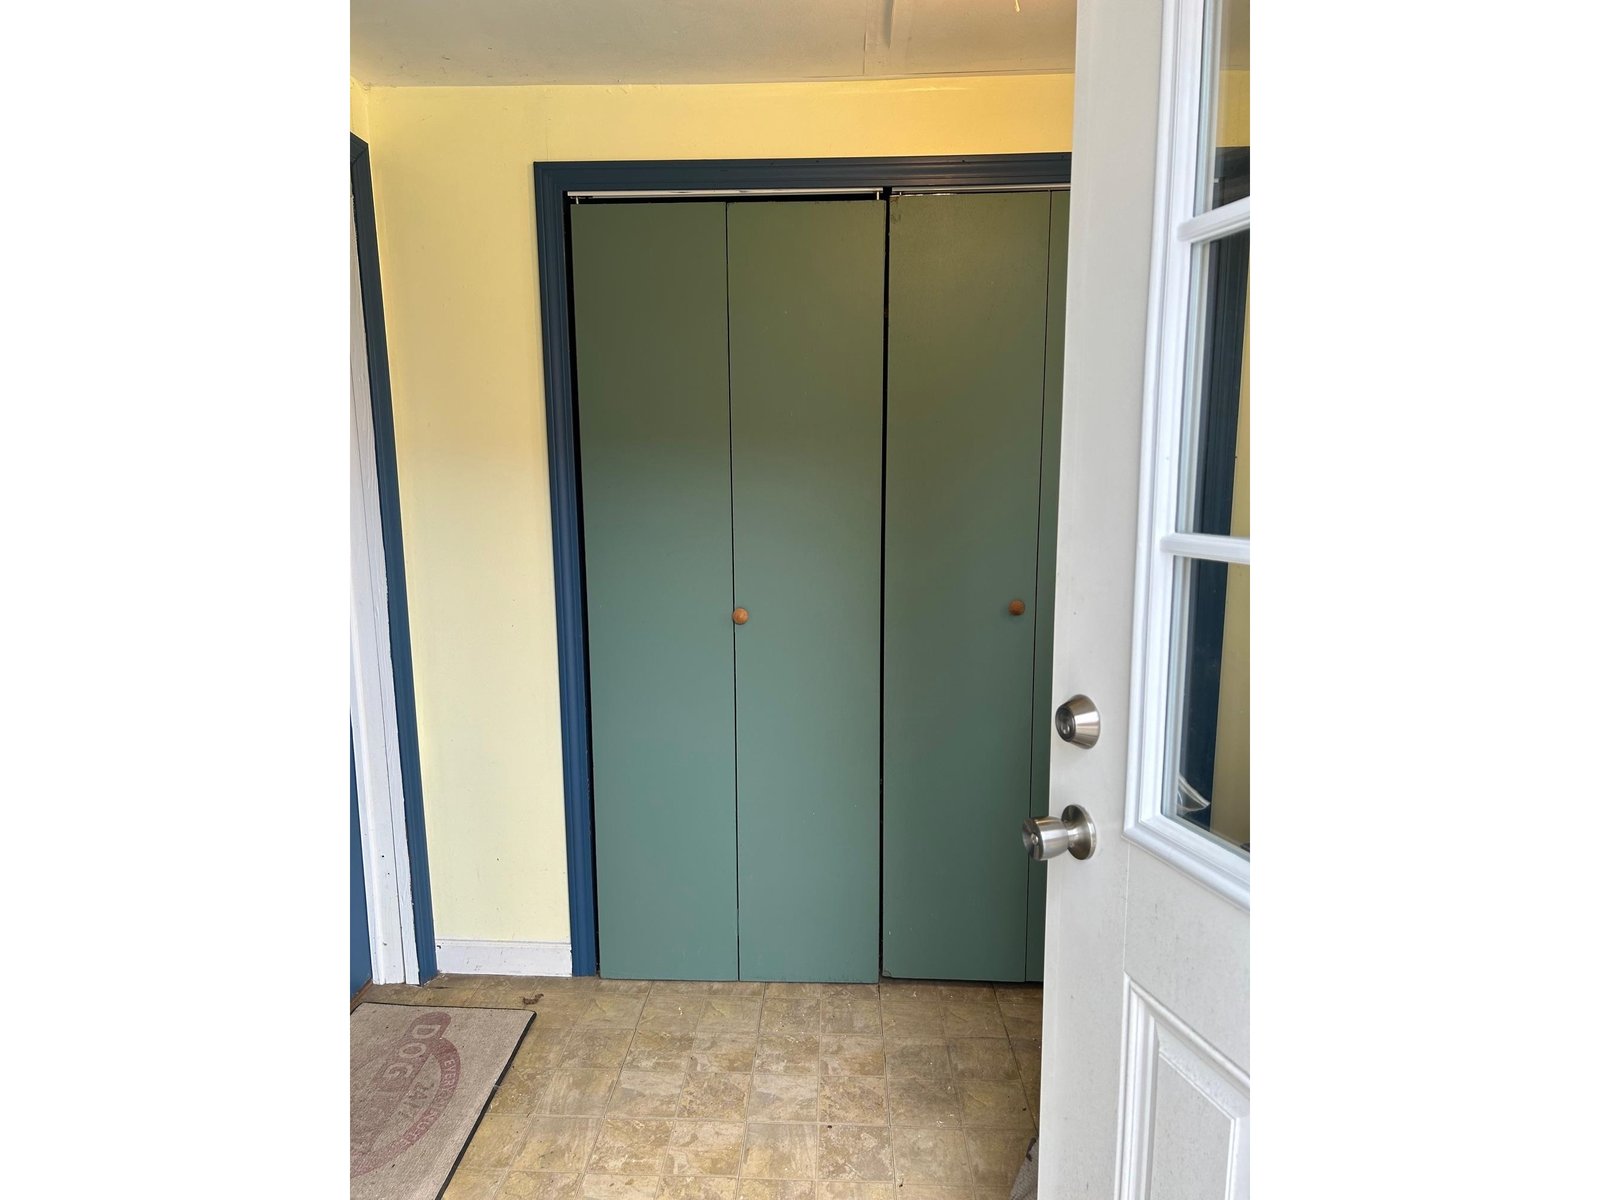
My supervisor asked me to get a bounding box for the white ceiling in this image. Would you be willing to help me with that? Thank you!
[350,0,1079,87]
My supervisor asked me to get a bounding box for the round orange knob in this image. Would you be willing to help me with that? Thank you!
[732,607,750,625]
[1009,599,1026,616]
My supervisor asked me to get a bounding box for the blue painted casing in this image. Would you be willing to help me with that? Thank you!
[352,133,437,982]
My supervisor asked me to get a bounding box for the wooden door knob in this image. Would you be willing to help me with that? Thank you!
[732,607,750,625]
[1009,599,1026,616]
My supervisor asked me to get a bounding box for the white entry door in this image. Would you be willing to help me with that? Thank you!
[1038,0,1250,1194]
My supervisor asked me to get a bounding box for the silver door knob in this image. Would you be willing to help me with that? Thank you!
[1022,804,1097,861]
[1055,695,1101,748]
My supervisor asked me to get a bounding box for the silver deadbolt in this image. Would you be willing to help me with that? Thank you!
[1022,804,1097,861]
[1055,694,1101,748]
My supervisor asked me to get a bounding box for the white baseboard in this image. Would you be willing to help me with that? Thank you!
[434,938,573,977]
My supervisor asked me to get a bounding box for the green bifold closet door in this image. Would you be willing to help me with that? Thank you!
[572,202,739,980]
[882,191,1070,983]
[728,201,885,982]
[574,199,885,982]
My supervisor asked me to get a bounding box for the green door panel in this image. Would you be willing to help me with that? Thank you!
[727,200,886,982]
[883,192,1053,983]
[571,201,739,980]
[1026,191,1071,982]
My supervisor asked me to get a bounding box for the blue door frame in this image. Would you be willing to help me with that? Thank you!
[352,132,437,982]
[534,155,1072,976]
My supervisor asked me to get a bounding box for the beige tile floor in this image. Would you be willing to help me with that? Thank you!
[362,973,1043,1200]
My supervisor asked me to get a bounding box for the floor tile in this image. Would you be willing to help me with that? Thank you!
[610,1071,687,1118]
[743,1122,819,1180]
[639,997,706,1033]
[513,1117,602,1173]
[427,972,482,989]
[994,985,1042,1014]
[534,996,597,1025]
[884,1039,951,1079]
[761,998,822,1034]
[1019,1076,1041,1119]
[654,981,765,999]
[890,1128,971,1186]
[456,1112,526,1169]
[587,1117,674,1175]
[581,1175,662,1199]
[1001,1011,1042,1040]
[877,980,942,1002]
[965,1128,1035,1188]
[498,1170,581,1199]
[566,1029,636,1069]
[819,1076,888,1125]
[819,1036,884,1078]
[665,1119,747,1176]
[582,998,649,1030]
[941,1004,1006,1039]
[518,979,592,995]
[738,1182,816,1200]
[754,1033,821,1075]
[947,1038,1018,1081]
[819,999,881,1036]
[516,1027,574,1073]
[489,1070,548,1116]
[626,1032,696,1072]
[887,1077,963,1129]
[688,1034,757,1074]
[595,979,655,995]
[659,1179,738,1200]
[1008,1037,1041,1070]
[937,983,994,1003]
[542,1069,620,1116]
[748,1074,820,1122]
[817,1124,893,1181]
[678,1072,751,1120]
[957,1079,1034,1129]
[475,981,546,1009]
[440,1167,504,1200]
[765,982,824,998]
[425,986,485,1006]
[698,998,761,1033]
[816,1184,895,1200]
[646,981,724,997]
[879,1004,942,1039]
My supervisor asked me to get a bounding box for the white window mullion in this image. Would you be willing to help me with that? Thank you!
[1160,532,1250,565]
[1177,195,1250,247]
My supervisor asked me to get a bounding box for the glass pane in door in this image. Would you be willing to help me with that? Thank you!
[1198,0,1250,210]
[1165,559,1250,853]
[1179,230,1249,537]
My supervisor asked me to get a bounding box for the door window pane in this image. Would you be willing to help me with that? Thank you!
[1199,0,1250,210]
[1180,230,1249,536]
[1166,560,1250,853]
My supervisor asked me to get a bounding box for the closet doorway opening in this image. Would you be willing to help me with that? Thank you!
[536,156,1071,982]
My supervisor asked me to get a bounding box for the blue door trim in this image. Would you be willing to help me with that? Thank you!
[534,155,1071,977]
[352,132,437,982]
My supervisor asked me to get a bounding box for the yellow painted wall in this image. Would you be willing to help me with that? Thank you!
[359,76,1075,945]
[351,79,370,141]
